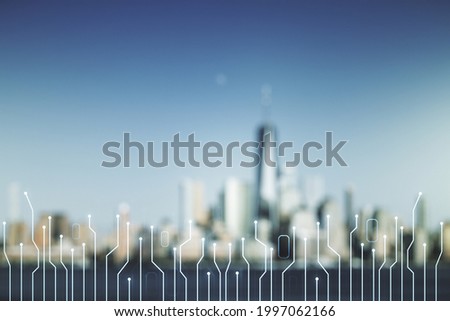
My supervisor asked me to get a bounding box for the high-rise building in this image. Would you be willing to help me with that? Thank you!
[417,195,427,230]
[414,195,427,265]
[222,178,252,239]
[344,186,354,231]
[178,179,207,233]
[278,166,302,222]
[254,123,278,240]
[116,202,131,263]
[291,207,317,262]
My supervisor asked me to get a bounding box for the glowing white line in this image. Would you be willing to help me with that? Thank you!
[71,248,74,301]
[82,243,86,301]
[88,214,97,301]
[20,242,23,301]
[304,237,307,301]
[316,222,329,301]
[213,243,222,301]
[406,193,422,301]
[360,243,364,301]
[349,214,358,301]
[128,277,131,301]
[435,222,443,301]
[235,272,239,301]
[48,217,57,301]
[400,226,404,301]
[179,220,192,301]
[378,235,387,301]
[127,277,131,301]
[43,225,46,301]
[150,226,165,301]
[3,222,11,301]
[117,222,130,301]
[372,248,375,301]
[315,277,319,301]
[173,247,177,301]
[423,243,427,301]
[139,237,143,301]
[389,217,398,301]
[241,237,250,301]
[60,235,68,301]
[269,247,273,301]
[225,243,232,301]
[196,237,205,301]
[24,192,39,301]
[281,226,296,301]
[327,215,341,301]
[105,215,120,301]
[207,272,211,301]
[254,220,267,301]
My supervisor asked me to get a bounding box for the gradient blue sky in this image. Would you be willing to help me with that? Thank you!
[1,0,450,234]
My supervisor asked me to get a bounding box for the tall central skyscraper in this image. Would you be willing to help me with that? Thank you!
[254,123,279,239]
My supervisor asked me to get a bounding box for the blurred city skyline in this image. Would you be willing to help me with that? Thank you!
[1,0,450,233]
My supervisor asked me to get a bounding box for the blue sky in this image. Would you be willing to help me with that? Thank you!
[1,0,450,233]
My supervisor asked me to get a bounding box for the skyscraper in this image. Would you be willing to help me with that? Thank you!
[254,122,279,240]
[223,177,252,239]
[344,186,354,231]
[414,195,427,265]
[178,179,207,234]
[116,202,131,263]
[278,166,302,222]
